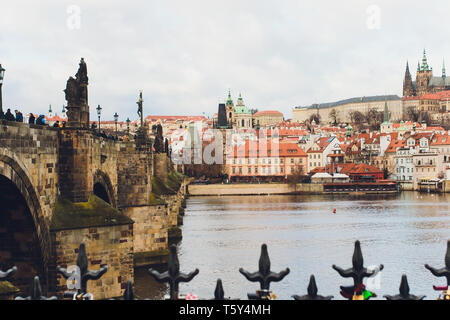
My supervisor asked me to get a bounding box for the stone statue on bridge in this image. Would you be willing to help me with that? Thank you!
[64,58,89,128]
[153,124,164,153]
[137,90,143,127]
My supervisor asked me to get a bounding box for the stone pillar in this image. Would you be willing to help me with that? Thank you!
[58,129,93,203]
[116,143,152,208]
[154,153,168,184]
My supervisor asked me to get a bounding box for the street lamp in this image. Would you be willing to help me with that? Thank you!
[114,112,119,137]
[126,117,131,135]
[96,104,102,134]
[0,64,5,114]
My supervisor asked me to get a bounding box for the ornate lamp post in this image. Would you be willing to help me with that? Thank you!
[0,64,5,114]
[114,112,119,135]
[96,104,102,134]
[126,117,131,135]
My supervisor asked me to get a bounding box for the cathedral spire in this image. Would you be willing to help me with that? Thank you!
[383,97,390,123]
[403,61,415,97]
[421,49,431,71]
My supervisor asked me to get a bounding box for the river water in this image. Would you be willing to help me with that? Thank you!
[134,192,450,300]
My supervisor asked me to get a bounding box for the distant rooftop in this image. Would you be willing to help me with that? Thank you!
[294,95,401,110]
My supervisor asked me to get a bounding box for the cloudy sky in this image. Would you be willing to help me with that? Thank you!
[1,0,449,121]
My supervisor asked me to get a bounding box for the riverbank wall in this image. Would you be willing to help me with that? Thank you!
[188,183,324,196]
[129,171,190,267]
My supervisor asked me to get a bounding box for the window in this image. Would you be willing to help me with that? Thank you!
[239,167,242,174]
[248,167,251,173]
[291,158,294,164]
[232,167,236,174]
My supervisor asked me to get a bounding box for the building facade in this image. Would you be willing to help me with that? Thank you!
[293,95,403,124]
[253,110,284,127]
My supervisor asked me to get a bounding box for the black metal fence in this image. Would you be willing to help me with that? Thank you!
[2,240,449,300]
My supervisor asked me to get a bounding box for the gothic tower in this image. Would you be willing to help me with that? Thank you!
[403,61,415,97]
[415,49,433,96]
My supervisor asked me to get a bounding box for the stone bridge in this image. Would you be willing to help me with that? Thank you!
[0,59,186,299]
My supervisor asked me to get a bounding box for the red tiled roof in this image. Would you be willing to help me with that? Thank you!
[45,115,67,122]
[145,115,207,121]
[430,134,450,146]
[316,163,383,175]
[385,139,407,153]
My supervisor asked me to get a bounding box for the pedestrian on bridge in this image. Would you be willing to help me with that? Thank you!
[35,115,45,125]
[28,113,35,124]
[4,109,15,121]
[15,110,23,122]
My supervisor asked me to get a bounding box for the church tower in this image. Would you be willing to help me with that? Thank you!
[403,61,415,97]
[416,49,433,96]
[442,59,446,80]
[225,89,234,128]
[48,104,53,118]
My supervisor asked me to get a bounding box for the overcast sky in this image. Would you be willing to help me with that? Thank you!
[1,0,449,121]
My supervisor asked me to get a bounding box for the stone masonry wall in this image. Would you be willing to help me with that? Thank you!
[162,179,189,228]
[52,223,133,299]
[154,153,168,184]
[0,120,59,268]
[121,205,168,265]
[117,143,152,208]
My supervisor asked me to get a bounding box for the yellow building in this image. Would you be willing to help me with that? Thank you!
[253,111,284,127]
[292,95,403,124]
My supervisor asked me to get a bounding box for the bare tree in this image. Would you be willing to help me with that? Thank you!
[287,165,306,191]
[329,108,339,125]
[309,113,321,125]
[405,106,420,122]
[418,111,431,125]
[365,108,383,130]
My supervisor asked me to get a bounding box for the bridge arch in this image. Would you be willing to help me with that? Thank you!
[93,170,116,208]
[0,155,50,292]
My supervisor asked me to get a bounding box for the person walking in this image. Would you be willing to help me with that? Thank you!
[5,109,15,121]
[14,110,23,122]
[35,114,45,125]
[28,113,35,124]
[53,121,60,128]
